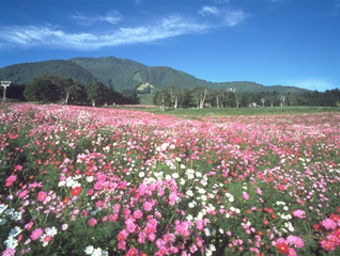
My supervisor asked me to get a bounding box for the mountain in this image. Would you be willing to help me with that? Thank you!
[0,60,96,86]
[0,56,309,94]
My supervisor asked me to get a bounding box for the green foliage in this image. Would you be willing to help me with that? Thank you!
[23,78,61,103]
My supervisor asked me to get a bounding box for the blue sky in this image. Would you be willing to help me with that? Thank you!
[0,0,339,91]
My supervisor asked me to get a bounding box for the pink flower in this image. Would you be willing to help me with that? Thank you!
[94,181,103,190]
[242,192,249,200]
[117,229,128,241]
[87,218,97,227]
[133,209,143,219]
[322,218,337,230]
[30,228,43,240]
[293,210,306,219]
[288,248,297,256]
[143,201,153,211]
[18,189,29,199]
[287,236,304,248]
[5,175,17,187]
[2,248,16,256]
[320,239,336,251]
[25,221,34,231]
[37,191,47,202]
[127,247,138,256]
[118,240,126,250]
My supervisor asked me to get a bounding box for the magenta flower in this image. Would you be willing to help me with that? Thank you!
[30,228,43,240]
[293,209,306,219]
[133,209,143,219]
[322,218,337,230]
[126,247,138,256]
[5,175,17,187]
[320,239,336,251]
[242,192,249,200]
[87,218,97,227]
[37,191,47,202]
[25,221,34,231]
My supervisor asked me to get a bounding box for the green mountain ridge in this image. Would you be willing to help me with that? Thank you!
[0,56,309,94]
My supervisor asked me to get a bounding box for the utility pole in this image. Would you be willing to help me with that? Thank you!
[1,81,11,103]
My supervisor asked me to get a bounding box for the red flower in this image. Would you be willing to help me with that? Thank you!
[330,214,340,222]
[313,223,321,231]
[264,207,273,214]
[62,196,69,205]
[277,242,290,254]
[71,186,82,197]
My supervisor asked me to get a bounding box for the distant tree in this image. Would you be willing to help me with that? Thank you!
[0,83,26,101]
[23,78,61,103]
[192,86,209,109]
[154,90,170,111]
[121,89,140,104]
[86,82,110,107]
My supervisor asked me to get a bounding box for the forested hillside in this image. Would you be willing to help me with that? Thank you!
[0,56,309,94]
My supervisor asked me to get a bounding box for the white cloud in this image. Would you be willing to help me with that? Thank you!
[224,10,247,26]
[285,78,336,91]
[71,9,123,26]
[199,6,220,16]
[0,15,208,50]
[199,5,247,27]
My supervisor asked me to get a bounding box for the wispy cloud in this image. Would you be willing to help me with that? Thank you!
[0,15,208,50]
[199,6,220,16]
[285,78,336,91]
[198,6,247,27]
[224,10,247,26]
[71,9,123,26]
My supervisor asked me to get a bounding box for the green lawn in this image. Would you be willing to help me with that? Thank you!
[131,106,340,117]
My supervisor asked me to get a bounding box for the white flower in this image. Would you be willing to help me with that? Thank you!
[101,250,108,256]
[10,211,22,221]
[0,204,8,215]
[195,172,202,177]
[86,176,94,183]
[73,175,82,180]
[171,173,179,179]
[46,226,58,237]
[4,236,18,249]
[187,174,194,179]
[186,190,194,197]
[165,175,172,180]
[180,164,186,169]
[200,195,207,201]
[0,218,7,225]
[92,248,103,256]
[138,172,145,178]
[180,178,186,185]
[188,201,197,208]
[9,226,22,237]
[58,181,66,187]
[186,214,193,221]
[4,208,14,216]
[204,228,211,236]
[198,188,206,194]
[228,196,234,202]
[84,245,94,255]
[276,201,286,206]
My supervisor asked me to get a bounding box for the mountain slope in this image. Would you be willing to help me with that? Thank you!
[0,56,309,94]
[70,57,147,91]
[0,60,96,85]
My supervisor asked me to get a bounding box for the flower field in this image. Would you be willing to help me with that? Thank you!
[1,103,340,256]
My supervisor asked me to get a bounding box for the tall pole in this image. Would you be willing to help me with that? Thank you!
[1,81,11,103]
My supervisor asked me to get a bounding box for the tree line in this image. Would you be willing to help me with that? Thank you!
[1,73,339,108]
[153,85,340,110]
[0,73,139,106]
